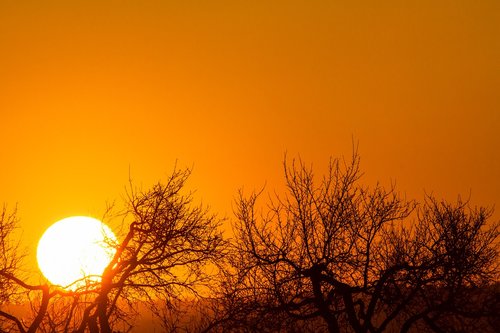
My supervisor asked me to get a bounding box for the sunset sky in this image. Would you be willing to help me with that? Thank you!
[1,0,499,274]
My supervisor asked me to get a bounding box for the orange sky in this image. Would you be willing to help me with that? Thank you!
[1,0,499,275]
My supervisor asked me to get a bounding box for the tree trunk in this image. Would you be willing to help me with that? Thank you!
[27,285,49,333]
[309,271,340,333]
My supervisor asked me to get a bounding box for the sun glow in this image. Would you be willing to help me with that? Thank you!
[37,216,117,290]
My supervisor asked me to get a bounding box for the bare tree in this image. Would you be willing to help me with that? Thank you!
[0,205,25,332]
[73,167,226,333]
[1,157,498,332]
[1,167,226,333]
[0,205,20,307]
[0,205,57,333]
[207,151,499,332]
[391,196,500,332]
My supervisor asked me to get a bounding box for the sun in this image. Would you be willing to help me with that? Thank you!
[37,216,117,290]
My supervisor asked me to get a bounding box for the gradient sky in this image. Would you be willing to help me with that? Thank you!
[1,0,499,274]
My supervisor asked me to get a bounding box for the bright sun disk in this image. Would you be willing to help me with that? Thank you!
[37,216,117,290]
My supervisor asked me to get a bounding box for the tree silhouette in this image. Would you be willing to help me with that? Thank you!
[0,205,26,332]
[0,156,498,332]
[0,167,226,333]
[0,205,55,333]
[75,167,225,333]
[0,206,19,306]
[207,151,499,332]
[392,197,500,332]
